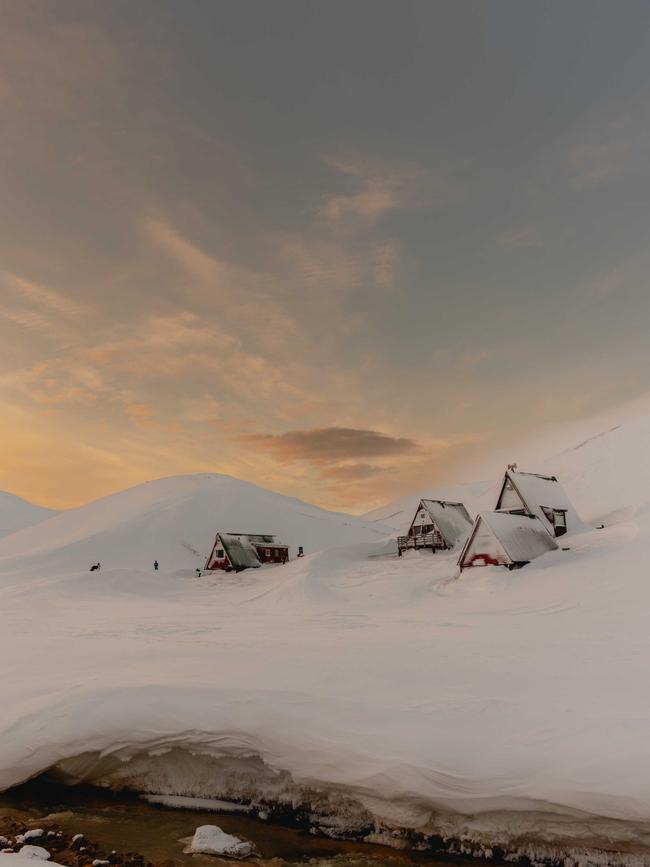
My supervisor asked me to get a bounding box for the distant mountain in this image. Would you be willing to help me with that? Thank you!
[0,491,58,539]
[0,473,392,573]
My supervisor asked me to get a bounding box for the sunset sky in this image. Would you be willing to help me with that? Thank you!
[2,0,650,512]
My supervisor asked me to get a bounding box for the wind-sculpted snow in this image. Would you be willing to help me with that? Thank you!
[4,406,650,862]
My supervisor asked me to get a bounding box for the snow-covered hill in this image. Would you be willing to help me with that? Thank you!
[0,491,58,539]
[5,399,650,864]
[0,473,391,574]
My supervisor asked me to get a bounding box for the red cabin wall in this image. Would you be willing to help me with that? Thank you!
[254,545,289,564]
[206,537,232,570]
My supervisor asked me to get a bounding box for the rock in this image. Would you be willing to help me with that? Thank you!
[16,845,51,860]
[188,826,257,859]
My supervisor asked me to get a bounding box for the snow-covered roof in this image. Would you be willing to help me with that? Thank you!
[228,533,279,544]
[219,533,261,570]
[419,500,473,547]
[496,470,584,535]
[462,511,559,566]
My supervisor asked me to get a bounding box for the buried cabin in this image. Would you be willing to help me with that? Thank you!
[398,499,473,555]
[458,510,558,570]
[458,468,584,571]
[495,469,582,538]
[205,533,289,572]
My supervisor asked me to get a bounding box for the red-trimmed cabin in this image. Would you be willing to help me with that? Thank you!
[205,532,289,572]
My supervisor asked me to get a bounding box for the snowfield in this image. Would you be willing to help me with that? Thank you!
[5,399,650,863]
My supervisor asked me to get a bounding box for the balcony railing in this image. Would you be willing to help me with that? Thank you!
[397,532,447,554]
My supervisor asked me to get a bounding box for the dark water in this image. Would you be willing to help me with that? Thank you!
[0,782,470,867]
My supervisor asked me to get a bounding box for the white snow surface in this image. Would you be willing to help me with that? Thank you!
[0,493,57,540]
[6,398,650,857]
[10,849,50,861]
[1,860,56,867]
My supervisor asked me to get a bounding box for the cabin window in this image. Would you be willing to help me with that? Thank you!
[541,507,567,537]
[216,549,224,558]
[266,548,271,556]
[553,510,567,536]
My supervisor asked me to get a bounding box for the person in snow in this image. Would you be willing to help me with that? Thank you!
[154,560,159,571]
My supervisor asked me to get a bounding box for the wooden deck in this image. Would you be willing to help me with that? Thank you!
[397,532,447,555]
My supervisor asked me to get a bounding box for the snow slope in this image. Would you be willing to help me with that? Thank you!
[363,479,497,532]
[364,392,650,533]
[0,474,391,574]
[4,400,650,862]
[0,492,57,540]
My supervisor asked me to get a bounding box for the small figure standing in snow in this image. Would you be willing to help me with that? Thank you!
[195,568,202,577]
[154,560,159,571]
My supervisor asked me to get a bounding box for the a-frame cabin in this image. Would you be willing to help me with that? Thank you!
[458,511,558,571]
[398,499,473,555]
[495,470,583,538]
[205,532,289,573]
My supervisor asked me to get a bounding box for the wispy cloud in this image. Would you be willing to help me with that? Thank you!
[144,219,229,288]
[0,302,53,333]
[3,272,84,317]
[319,154,461,223]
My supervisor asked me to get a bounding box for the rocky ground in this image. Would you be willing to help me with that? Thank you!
[0,818,155,867]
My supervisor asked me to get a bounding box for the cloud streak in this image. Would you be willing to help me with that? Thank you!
[245,427,420,463]
[319,154,461,223]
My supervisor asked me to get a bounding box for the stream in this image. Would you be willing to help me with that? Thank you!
[0,781,474,867]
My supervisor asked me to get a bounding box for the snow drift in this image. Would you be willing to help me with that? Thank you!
[5,398,650,863]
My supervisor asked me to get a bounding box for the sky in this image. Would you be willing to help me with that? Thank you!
[2,0,650,512]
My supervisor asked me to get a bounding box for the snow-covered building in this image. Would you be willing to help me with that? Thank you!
[495,470,582,538]
[398,499,473,555]
[458,511,558,570]
[205,533,289,572]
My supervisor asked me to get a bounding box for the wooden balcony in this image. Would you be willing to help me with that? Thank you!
[397,532,447,555]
